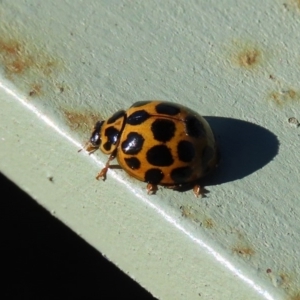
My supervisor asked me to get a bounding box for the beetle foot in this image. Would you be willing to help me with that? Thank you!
[193,184,202,197]
[96,168,108,181]
[147,183,158,195]
[192,185,209,198]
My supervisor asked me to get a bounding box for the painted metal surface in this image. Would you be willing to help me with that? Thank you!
[1,1,300,299]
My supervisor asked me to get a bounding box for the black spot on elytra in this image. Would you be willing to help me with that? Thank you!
[107,110,125,124]
[185,115,206,138]
[121,132,145,155]
[131,101,152,108]
[146,145,174,166]
[155,103,180,115]
[127,110,150,125]
[151,119,175,142]
[144,168,164,184]
[124,157,141,170]
[177,140,195,162]
[170,166,193,183]
[103,141,111,151]
[105,126,120,145]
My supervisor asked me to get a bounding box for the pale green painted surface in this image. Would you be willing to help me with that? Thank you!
[1,1,300,299]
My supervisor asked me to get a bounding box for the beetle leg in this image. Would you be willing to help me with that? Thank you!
[96,150,117,181]
[193,184,202,197]
[194,185,209,198]
[147,183,158,195]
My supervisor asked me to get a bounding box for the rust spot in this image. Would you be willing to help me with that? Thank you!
[0,39,32,75]
[288,90,296,98]
[203,218,214,229]
[279,273,290,286]
[232,246,255,257]
[230,40,263,69]
[180,205,195,219]
[269,89,300,106]
[42,60,57,76]
[29,83,42,97]
[295,0,300,9]
[284,0,300,11]
[55,82,67,94]
[268,270,294,289]
[238,49,260,67]
[63,109,100,133]
[179,205,203,223]
[0,40,21,55]
[0,31,62,97]
[289,293,300,300]
[0,39,57,77]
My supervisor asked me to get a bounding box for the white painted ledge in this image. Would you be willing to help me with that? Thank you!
[1,1,300,299]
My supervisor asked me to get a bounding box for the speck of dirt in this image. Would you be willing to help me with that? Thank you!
[29,83,42,97]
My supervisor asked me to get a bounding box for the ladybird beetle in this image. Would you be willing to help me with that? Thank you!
[83,101,218,197]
